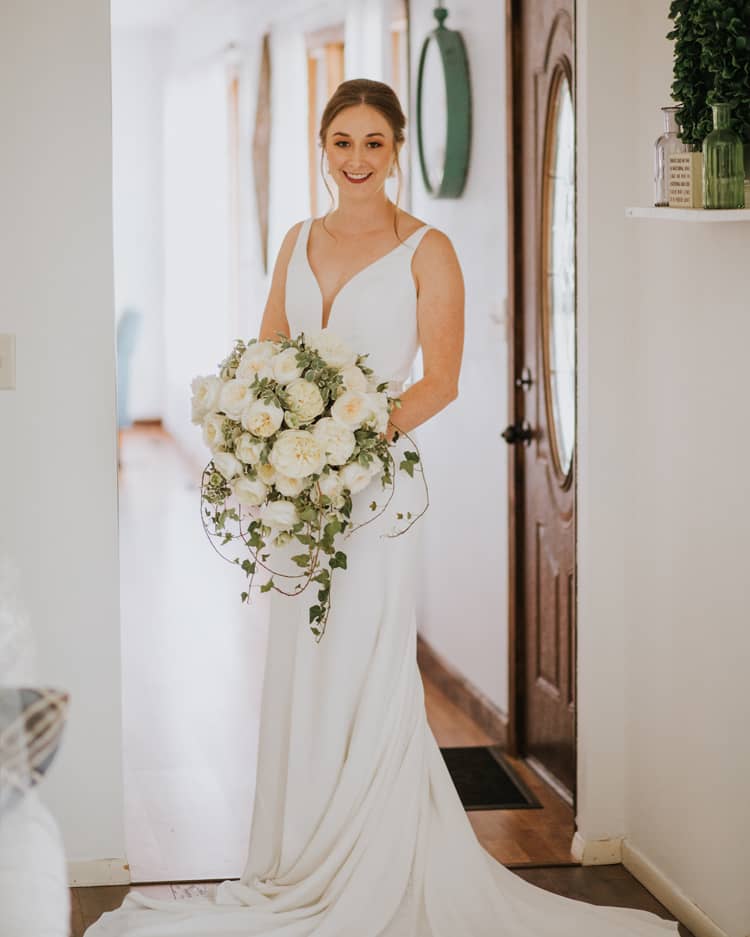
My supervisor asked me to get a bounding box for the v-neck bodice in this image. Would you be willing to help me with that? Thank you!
[285,216,433,391]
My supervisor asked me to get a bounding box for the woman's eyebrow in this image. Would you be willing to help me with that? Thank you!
[331,131,386,137]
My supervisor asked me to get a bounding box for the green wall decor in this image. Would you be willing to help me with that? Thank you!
[416,4,472,198]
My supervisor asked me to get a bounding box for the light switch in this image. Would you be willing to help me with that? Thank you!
[0,334,16,390]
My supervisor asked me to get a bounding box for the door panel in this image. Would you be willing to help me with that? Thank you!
[506,0,577,802]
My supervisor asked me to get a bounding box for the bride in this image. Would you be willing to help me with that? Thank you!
[84,78,680,936]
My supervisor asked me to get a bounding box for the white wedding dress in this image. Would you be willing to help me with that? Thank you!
[85,218,680,936]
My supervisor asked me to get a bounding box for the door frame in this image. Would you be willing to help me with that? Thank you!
[504,0,524,761]
[503,0,578,794]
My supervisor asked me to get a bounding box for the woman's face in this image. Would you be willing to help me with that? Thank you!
[324,104,396,197]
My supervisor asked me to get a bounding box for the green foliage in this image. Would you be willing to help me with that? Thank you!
[398,450,421,477]
[668,0,750,145]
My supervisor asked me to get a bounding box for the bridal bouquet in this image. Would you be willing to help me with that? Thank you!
[190,330,427,641]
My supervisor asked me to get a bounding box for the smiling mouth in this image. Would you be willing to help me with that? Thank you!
[343,171,373,183]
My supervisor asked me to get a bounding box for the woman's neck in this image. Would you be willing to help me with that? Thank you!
[326,196,397,235]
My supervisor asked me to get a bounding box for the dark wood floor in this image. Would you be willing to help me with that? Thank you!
[70,670,688,936]
[72,864,688,935]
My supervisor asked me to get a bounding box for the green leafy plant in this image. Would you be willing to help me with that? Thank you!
[668,0,750,146]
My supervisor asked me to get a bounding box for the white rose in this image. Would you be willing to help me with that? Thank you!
[241,399,285,438]
[213,451,242,480]
[268,429,326,479]
[271,347,303,385]
[339,460,378,494]
[363,392,390,433]
[317,469,343,499]
[234,433,265,465]
[236,341,277,382]
[312,417,356,466]
[190,375,222,424]
[202,413,226,452]
[259,499,299,531]
[274,473,310,497]
[256,462,277,486]
[218,379,255,419]
[284,378,325,425]
[306,329,358,368]
[340,364,368,392]
[231,475,268,507]
[331,390,373,430]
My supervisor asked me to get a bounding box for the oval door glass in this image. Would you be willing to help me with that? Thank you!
[544,74,575,476]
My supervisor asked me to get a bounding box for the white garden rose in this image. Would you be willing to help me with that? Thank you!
[231,475,268,507]
[259,499,299,530]
[363,391,390,433]
[234,433,265,465]
[219,379,255,419]
[213,451,242,480]
[256,462,277,486]
[284,378,325,425]
[331,390,373,430]
[271,347,303,385]
[236,341,276,382]
[307,329,358,368]
[312,418,356,466]
[274,473,310,497]
[339,460,378,494]
[202,413,227,452]
[241,399,284,438]
[269,430,326,479]
[190,375,222,424]
[317,469,343,499]
[340,364,368,392]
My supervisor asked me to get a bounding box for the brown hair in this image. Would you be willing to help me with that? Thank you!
[317,78,407,244]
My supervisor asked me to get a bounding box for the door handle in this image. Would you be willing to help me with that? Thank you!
[501,421,534,445]
[514,367,533,390]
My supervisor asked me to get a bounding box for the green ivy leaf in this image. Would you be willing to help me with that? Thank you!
[329,550,347,570]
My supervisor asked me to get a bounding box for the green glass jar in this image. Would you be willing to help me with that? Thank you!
[702,102,745,209]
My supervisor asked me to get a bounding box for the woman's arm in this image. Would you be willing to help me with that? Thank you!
[257,221,304,343]
[384,228,465,443]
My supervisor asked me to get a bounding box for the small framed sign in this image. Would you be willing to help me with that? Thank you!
[668,152,703,209]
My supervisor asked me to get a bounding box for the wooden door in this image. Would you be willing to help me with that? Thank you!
[505,0,577,803]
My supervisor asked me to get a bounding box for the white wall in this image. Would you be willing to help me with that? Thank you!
[111,30,170,421]
[0,0,125,878]
[409,0,510,712]
[578,2,750,934]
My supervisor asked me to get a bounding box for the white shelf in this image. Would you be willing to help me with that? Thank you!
[626,206,750,222]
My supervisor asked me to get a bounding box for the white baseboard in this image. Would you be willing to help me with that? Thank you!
[570,831,623,864]
[571,832,730,937]
[622,840,729,937]
[68,858,131,887]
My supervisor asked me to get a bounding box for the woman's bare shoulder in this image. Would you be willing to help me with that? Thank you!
[280,218,307,249]
[411,224,462,288]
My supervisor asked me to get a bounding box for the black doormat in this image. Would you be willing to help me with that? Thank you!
[439,745,542,811]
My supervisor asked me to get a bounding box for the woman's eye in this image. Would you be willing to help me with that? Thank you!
[333,141,382,148]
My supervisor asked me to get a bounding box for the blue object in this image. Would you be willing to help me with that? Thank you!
[116,307,142,429]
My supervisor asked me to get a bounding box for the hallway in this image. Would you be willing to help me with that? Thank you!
[118,425,577,881]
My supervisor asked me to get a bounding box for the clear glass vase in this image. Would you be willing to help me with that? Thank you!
[653,105,687,207]
[702,103,745,209]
